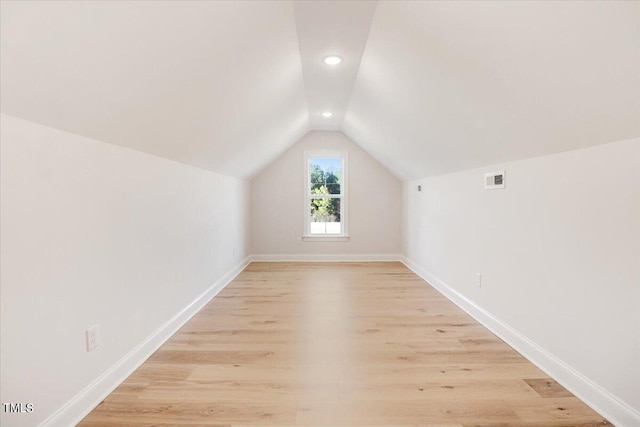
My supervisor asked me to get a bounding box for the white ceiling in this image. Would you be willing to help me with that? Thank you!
[1,1,638,180]
[0,1,309,179]
[293,1,376,130]
[344,1,640,179]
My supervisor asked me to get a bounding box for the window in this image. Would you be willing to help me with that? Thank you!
[304,151,347,238]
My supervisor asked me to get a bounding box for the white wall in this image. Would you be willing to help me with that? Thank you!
[251,131,401,258]
[402,138,640,425]
[0,114,250,427]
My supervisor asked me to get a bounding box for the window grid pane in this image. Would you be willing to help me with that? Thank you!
[309,197,341,235]
[309,157,342,197]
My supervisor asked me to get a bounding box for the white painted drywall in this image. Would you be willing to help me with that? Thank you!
[345,1,640,180]
[251,131,401,257]
[402,138,640,423]
[0,114,250,427]
[1,1,308,179]
[293,0,376,130]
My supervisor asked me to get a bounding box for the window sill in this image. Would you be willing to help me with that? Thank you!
[302,235,350,242]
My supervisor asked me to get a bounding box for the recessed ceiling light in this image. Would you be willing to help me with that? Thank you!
[321,112,333,118]
[323,56,342,65]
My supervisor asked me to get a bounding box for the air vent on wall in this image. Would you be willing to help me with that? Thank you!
[485,170,505,190]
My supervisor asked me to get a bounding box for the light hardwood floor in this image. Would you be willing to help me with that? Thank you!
[80,262,609,426]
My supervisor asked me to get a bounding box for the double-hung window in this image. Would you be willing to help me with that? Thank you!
[304,151,347,238]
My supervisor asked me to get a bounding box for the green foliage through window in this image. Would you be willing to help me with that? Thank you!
[308,157,342,229]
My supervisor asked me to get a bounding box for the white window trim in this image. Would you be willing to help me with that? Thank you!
[301,235,350,242]
[303,150,349,240]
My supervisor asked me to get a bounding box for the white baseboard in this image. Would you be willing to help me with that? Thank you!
[401,256,640,427]
[250,253,402,262]
[41,256,251,427]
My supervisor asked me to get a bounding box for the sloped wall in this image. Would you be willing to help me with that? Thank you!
[0,114,250,426]
[251,131,401,258]
[402,138,640,425]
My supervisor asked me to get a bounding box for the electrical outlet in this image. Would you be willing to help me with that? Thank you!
[476,273,482,288]
[86,325,100,352]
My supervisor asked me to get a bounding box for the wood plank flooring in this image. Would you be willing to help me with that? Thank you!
[79,262,609,426]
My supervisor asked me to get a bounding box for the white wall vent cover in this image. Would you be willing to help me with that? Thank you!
[485,170,505,190]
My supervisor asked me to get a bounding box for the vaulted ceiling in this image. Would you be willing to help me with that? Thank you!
[2,1,638,180]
